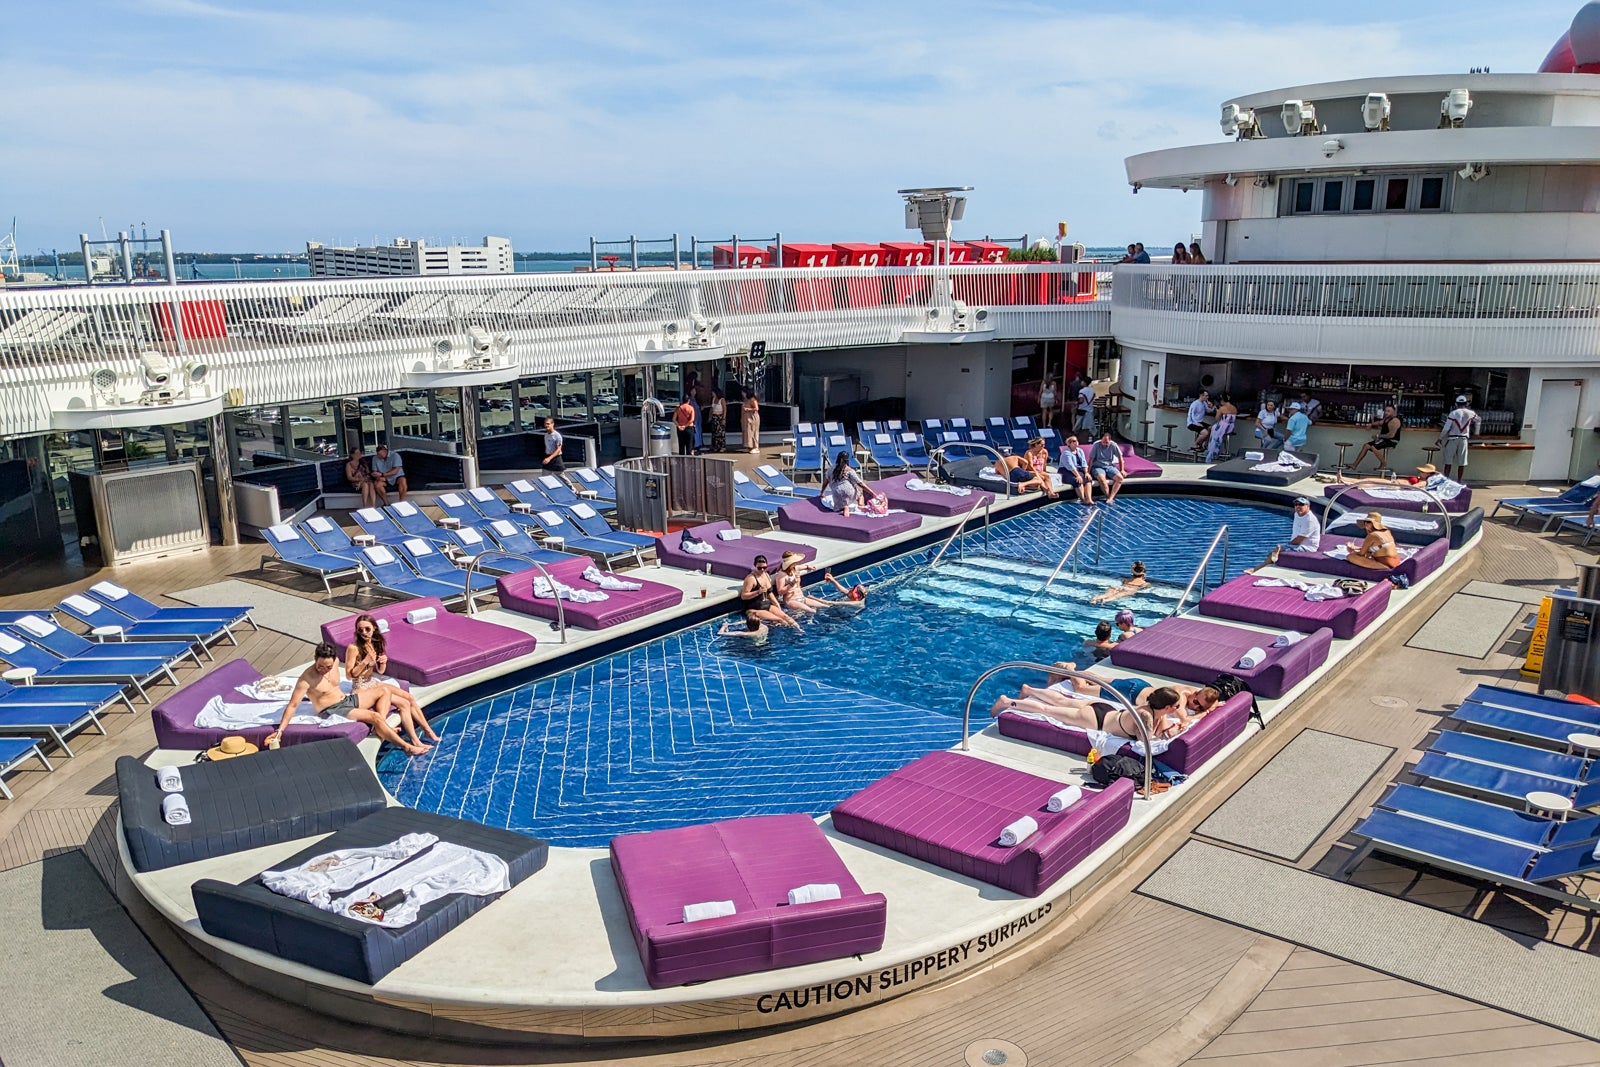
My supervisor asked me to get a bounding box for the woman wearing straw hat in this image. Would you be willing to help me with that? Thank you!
[773,551,830,616]
[1347,512,1402,571]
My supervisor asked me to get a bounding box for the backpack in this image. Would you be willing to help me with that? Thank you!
[1210,672,1265,729]
[1090,753,1147,788]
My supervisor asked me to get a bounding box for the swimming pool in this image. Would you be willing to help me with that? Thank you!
[378,495,1290,846]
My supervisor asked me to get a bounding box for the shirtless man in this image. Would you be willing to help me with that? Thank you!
[266,643,429,755]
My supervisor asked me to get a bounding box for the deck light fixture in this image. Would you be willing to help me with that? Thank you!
[1220,104,1262,139]
[1282,100,1319,135]
[1362,93,1391,131]
[1441,88,1472,127]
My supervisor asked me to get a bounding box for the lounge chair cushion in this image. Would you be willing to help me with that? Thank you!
[1281,534,1448,585]
[1108,616,1332,700]
[610,813,886,988]
[652,522,816,579]
[1197,572,1391,640]
[117,738,386,872]
[777,496,923,543]
[496,557,682,629]
[866,474,995,517]
[193,806,547,984]
[319,598,537,684]
[1322,483,1474,514]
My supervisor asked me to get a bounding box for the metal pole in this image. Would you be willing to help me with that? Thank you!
[630,234,639,272]
[209,412,238,546]
[458,386,481,466]
[775,231,783,267]
[161,229,176,284]
[690,236,698,269]
[589,237,598,273]
[731,234,739,268]
[672,233,681,270]
[119,232,133,283]
[79,234,92,286]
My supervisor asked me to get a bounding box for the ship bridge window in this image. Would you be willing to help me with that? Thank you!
[1280,171,1451,217]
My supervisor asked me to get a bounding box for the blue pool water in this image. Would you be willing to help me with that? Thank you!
[378,496,1290,846]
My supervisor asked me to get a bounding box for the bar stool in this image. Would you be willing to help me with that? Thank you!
[1420,445,1440,469]
[1333,441,1355,472]
[1139,420,1155,456]
[1161,424,1178,458]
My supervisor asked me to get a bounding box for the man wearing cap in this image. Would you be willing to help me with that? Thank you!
[1253,496,1321,570]
[1436,395,1480,484]
[1285,401,1312,451]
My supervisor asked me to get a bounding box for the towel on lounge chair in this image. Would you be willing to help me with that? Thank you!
[1328,511,1438,533]
[196,694,350,731]
[306,516,336,533]
[62,593,101,615]
[161,793,190,826]
[236,677,295,701]
[15,615,54,637]
[716,528,742,540]
[682,900,737,923]
[786,883,842,905]
[1006,713,1171,757]
[1236,646,1267,670]
[998,815,1038,848]
[1046,786,1082,812]
[155,766,183,793]
[581,564,641,591]
[91,581,131,600]
[404,606,437,624]
[905,477,971,496]
[531,577,608,603]
[1273,631,1308,647]
[681,540,715,555]
[1253,576,1344,601]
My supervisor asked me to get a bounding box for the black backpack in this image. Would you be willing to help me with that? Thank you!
[1210,672,1265,729]
[1090,753,1147,788]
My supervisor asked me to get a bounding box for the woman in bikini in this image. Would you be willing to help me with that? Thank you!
[1091,561,1150,604]
[1024,437,1059,499]
[345,614,439,748]
[1346,512,1403,570]
[989,690,1155,740]
[774,551,834,616]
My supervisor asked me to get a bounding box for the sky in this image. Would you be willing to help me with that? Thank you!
[5,1,1586,253]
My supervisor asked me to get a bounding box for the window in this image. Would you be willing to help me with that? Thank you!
[1418,175,1445,211]
[1352,179,1376,211]
[1281,172,1447,217]
[1293,182,1315,214]
[1384,178,1410,210]
[1321,180,1345,213]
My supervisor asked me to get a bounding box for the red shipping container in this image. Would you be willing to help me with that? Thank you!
[153,299,228,340]
[769,243,837,268]
[941,243,973,265]
[767,244,836,310]
[712,244,768,268]
[832,243,888,308]
[965,241,1010,263]
[880,242,934,305]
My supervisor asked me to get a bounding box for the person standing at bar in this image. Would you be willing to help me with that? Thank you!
[1437,394,1480,484]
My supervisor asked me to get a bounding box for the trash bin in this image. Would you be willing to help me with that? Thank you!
[647,422,673,457]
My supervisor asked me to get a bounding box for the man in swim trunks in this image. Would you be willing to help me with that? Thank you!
[1350,404,1402,472]
[266,643,427,755]
[738,556,802,630]
[1088,431,1126,503]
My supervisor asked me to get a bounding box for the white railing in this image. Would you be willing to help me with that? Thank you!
[0,264,1114,439]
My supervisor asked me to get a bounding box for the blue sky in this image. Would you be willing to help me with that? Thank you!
[5,1,1584,253]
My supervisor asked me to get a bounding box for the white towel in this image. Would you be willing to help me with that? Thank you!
[0,633,25,655]
[1236,646,1267,670]
[1273,631,1307,648]
[90,581,130,601]
[306,516,335,533]
[15,615,54,637]
[490,519,519,538]
[235,677,292,700]
[161,792,190,826]
[681,540,715,555]
[1244,451,1264,461]
[570,502,597,519]
[787,883,841,905]
[155,766,183,793]
[1325,544,1352,559]
[538,476,563,490]
[905,477,970,496]
[716,529,742,541]
[355,507,384,522]
[454,526,485,546]
[509,480,533,493]
[581,564,641,591]
[405,606,437,624]
[62,594,102,618]
[682,900,736,923]
[439,493,465,508]
[998,815,1038,848]
[197,693,347,730]
[1046,786,1082,813]
[537,510,564,527]
[531,577,609,603]
[377,618,390,633]
[267,523,298,541]
[469,486,497,502]
[392,500,418,516]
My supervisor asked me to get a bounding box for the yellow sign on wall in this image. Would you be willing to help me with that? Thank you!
[1523,596,1553,678]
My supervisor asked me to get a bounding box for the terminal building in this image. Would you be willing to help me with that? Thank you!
[306,236,514,277]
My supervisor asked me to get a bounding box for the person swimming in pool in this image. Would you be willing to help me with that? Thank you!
[1091,561,1150,605]
[1084,620,1117,661]
[774,551,842,615]
[717,615,769,641]
[1113,609,1142,641]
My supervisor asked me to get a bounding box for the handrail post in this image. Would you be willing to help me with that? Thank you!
[961,660,1154,798]
[1171,524,1228,617]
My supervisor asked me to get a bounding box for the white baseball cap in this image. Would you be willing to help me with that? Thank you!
[1455,395,1469,403]
[1288,401,1302,410]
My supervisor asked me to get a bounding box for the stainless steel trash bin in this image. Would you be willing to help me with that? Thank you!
[647,422,673,457]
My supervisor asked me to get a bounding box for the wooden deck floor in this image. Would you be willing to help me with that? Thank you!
[2,484,1599,1065]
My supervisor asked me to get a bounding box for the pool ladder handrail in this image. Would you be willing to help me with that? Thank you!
[959,660,1155,799]
[1321,480,1452,547]
[928,495,994,570]
[460,552,568,643]
[1169,524,1230,618]
[1005,508,1103,619]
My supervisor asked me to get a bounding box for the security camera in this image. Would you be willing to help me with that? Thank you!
[1224,174,1238,187]
[1322,138,1344,157]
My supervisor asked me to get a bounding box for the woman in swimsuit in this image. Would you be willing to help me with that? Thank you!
[345,614,438,747]
[774,551,834,615]
[738,556,802,630]
[1091,561,1150,604]
[988,691,1155,740]
[1346,512,1403,570]
[1024,438,1059,499]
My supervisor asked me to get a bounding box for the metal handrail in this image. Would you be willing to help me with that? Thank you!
[1005,509,1102,619]
[959,660,1155,798]
[1322,479,1452,547]
[460,552,567,643]
[927,440,1013,496]
[1170,524,1230,618]
[928,495,994,570]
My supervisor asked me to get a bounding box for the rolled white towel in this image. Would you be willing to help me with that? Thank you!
[716,528,742,541]
[155,765,183,793]
[161,792,191,826]
[377,618,390,633]
[682,900,737,923]
[404,606,437,624]
[998,815,1038,848]
[1236,646,1267,670]
[1046,786,1082,813]
[1244,451,1264,461]
[1272,631,1307,648]
[787,883,842,905]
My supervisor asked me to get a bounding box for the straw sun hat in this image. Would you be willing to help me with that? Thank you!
[206,735,259,761]
[1361,511,1387,530]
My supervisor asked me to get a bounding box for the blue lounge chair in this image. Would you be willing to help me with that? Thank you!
[439,525,561,573]
[596,465,619,496]
[898,432,932,467]
[85,581,254,636]
[529,509,643,568]
[570,467,616,502]
[1007,428,1031,455]
[0,737,51,798]
[1491,479,1600,528]
[1379,782,1600,850]
[1430,729,1592,782]
[753,463,820,498]
[434,491,501,531]
[985,416,1011,439]
[480,518,576,564]
[866,432,911,473]
[1450,700,1599,747]
[1038,427,1063,454]
[55,593,227,658]
[820,420,844,437]
[885,419,908,435]
[1467,684,1598,719]
[260,523,365,596]
[792,434,826,482]
[0,631,171,704]
[560,502,655,552]
[351,507,412,546]
[0,701,108,759]
[858,420,881,439]
[391,538,498,594]
[948,417,971,434]
[0,678,134,715]
[463,485,541,530]
[966,427,994,450]
[384,501,454,544]
[921,419,946,450]
[1555,513,1600,546]
[355,544,469,604]
[1344,807,1600,909]
[824,434,859,469]
[535,473,614,513]
[795,421,816,438]
[503,479,554,511]
[9,614,201,673]
[1412,751,1600,809]
[1012,415,1038,435]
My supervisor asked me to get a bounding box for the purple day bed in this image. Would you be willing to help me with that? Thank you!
[151,657,372,751]
[1283,534,1448,585]
[609,813,887,989]
[777,496,923,543]
[1323,482,1474,514]
[320,598,536,685]
[1108,616,1332,700]
[1119,442,1162,479]
[866,473,995,517]
[1197,571,1392,640]
[496,556,683,630]
[997,690,1254,776]
[830,750,1136,897]
[653,522,816,580]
